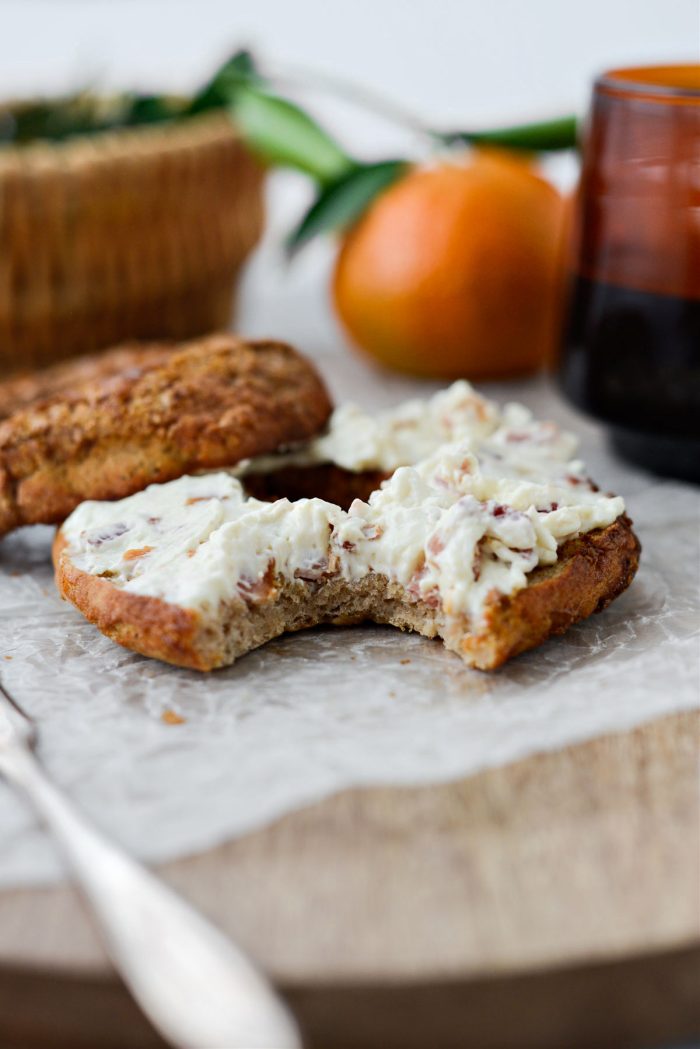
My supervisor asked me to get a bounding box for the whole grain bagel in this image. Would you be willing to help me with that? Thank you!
[0,334,332,536]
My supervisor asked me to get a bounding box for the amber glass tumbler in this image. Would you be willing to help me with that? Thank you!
[559,65,700,481]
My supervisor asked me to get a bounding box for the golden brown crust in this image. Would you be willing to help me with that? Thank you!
[53,531,210,670]
[53,516,641,672]
[459,515,641,669]
[0,334,332,536]
[0,344,173,420]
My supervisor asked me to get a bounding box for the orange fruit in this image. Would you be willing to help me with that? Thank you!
[332,149,565,379]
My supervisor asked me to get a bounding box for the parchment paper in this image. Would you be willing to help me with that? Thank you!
[1,202,699,887]
[1,364,698,887]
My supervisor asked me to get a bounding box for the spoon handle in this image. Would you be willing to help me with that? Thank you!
[0,741,301,1049]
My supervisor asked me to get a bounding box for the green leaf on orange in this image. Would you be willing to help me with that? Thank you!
[438,114,579,152]
[286,159,408,256]
[228,85,353,185]
[188,49,263,115]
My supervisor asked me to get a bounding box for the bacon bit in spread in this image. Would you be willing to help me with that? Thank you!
[86,522,129,545]
[161,708,186,726]
[427,533,445,556]
[147,516,161,526]
[123,546,154,561]
[187,549,197,558]
[294,559,330,581]
[185,496,215,505]
[362,523,383,540]
[238,562,277,604]
[472,542,484,582]
[406,558,430,602]
[505,431,530,443]
[492,504,508,517]
[421,589,441,610]
[238,577,274,602]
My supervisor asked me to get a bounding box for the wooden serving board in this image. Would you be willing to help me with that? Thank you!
[0,709,698,1049]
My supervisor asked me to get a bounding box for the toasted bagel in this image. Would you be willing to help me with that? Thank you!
[53,515,639,672]
[0,334,332,536]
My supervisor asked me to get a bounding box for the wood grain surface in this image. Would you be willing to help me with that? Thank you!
[0,709,698,1048]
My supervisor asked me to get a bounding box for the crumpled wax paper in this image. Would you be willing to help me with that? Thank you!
[0,359,698,887]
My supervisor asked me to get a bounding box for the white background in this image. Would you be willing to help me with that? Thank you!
[4,0,695,354]
[2,0,698,145]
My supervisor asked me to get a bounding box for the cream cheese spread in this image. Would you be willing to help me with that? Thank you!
[241,380,583,481]
[62,387,625,624]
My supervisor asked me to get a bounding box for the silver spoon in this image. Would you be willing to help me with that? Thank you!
[0,680,301,1049]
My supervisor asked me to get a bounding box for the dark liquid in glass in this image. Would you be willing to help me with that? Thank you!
[560,276,700,481]
[558,65,700,482]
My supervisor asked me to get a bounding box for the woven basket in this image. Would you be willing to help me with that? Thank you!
[0,111,265,374]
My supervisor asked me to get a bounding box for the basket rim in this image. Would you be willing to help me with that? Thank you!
[0,108,244,172]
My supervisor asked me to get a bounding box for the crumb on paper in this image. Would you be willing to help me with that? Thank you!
[161,708,186,726]
[3,655,12,661]
[400,658,411,665]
